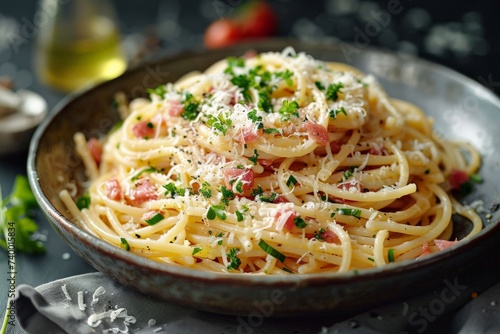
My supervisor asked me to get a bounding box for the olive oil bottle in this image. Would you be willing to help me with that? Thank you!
[35,0,127,92]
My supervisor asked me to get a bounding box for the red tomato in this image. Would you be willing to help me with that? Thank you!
[236,0,277,38]
[204,19,243,49]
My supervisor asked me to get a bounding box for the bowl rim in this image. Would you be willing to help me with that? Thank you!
[27,38,500,287]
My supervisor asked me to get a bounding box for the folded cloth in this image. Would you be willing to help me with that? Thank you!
[5,250,500,334]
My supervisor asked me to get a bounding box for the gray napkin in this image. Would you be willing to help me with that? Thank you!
[5,255,500,334]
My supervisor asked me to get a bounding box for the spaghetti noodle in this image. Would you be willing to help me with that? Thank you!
[61,48,482,274]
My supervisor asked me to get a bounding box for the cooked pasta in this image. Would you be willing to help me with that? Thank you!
[61,47,482,274]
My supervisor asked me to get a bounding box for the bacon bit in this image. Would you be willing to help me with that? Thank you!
[105,178,122,201]
[132,120,156,139]
[304,121,329,146]
[127,178,158,206]
[449,169,469,190]
[258,158,274,167]
[168,100,184,117]
[434,239,458,251]
[471,292,478,299]
[321,228,340,244]
[273,195,290,204]
[275,207,297,231]
[329,141,342,154]
[87,138,103,165]
[222,168,255,192]
[236,127,262,144]
[420,242,431,257]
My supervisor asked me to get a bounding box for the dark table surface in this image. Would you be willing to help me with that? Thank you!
[1,1,499,333]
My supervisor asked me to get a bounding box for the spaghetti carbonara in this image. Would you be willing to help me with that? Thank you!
[61,48,482,274]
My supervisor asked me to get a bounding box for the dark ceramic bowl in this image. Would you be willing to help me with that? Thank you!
[27,39,500,317]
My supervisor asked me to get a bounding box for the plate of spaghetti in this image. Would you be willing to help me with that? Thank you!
[28,39,500,316]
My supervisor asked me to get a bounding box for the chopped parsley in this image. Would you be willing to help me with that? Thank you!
[207,205,227,220]
[207,113,232,135]
[258,90,273,113]
[325,82,344,101]
[342,167,356,181]
[247,109,262,123]
[145,213,164,226]
[336,208,362,218]
[120,238,130,251]
[286,175,298,189]
[220,186,235,204]
[258,240,286,262]
[249,149,259,165]
[181,92,200,121]
[192,247,203,256]
[131,166,161,181]
[315,81,325,90]
[275,69,294,87]
[388,249,395,263]
[76,194,91,210]
[235,210,244,222]
[259,192,277,203]
[293,217,307,229]
[224,56,245,75]
[199,182,212,198]
[264,128,280,134]
[314,228,325,240]
[147,85,167,99]
[278,100,299,121]
[163,183,187,198]
[226,248,241,270]
[231,74,253,102]
[329,107,347,119]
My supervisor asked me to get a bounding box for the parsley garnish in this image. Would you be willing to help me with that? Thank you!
[329,107,347,119]
[207,205,227,220]
[76,194,91,210]
[342,167,356,181]
[235,210,244,222]
[286,175,298,189]
[120,238,130,251]
[231,74,253,102]
[388,249,395,263]
[314,228,325,240]
[336,208,362,218]
[249,149,259,165]
[293,217,307,228]
[278,100,299,121]
[247,109,262,123]
[251,185,264,197]
[145,213,164,226]
[224,57,245,75]
[132,166,161,181]
[147,85,167,99]
[200,182,212,198]
[258,240,286,262]
[275,69,294,87]
[192,247,203,256]
[264,128,280,134]
[258,90,273,113]
[207,113,232,135]
[325,82,344,101]
[226,248,241,270]
[163,183,187,198]
[220,186,234,204]
[315,81,325,90]
[181,92,200,121]
[259,192,277,203]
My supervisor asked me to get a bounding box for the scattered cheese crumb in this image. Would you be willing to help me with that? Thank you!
[77,291,86,311]
[91,286,106,305]
[148,319,157,326]
[61,284,72,300]
[491,301,497,306]
[62,252,71,260]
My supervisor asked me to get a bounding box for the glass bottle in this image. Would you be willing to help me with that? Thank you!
[35,0,127,92]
